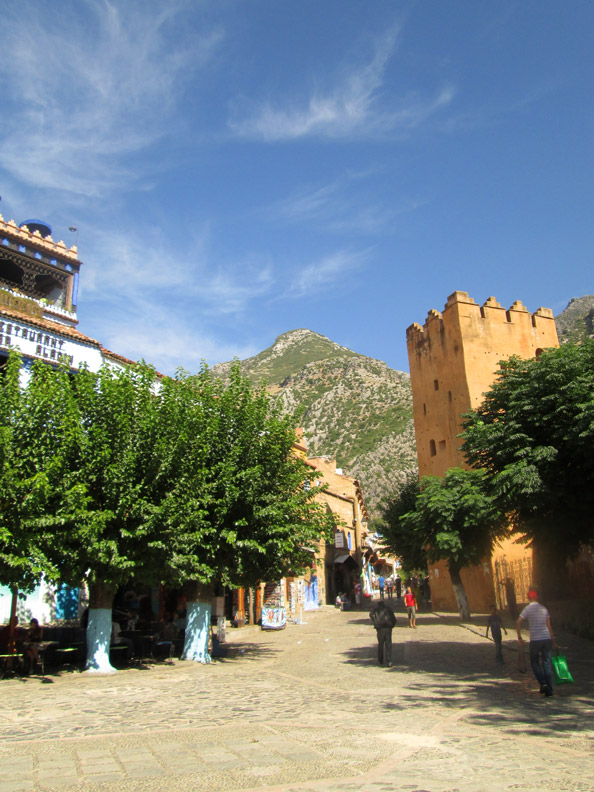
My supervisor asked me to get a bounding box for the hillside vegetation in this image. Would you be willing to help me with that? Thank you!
[211,297,590,521]
[211,330,417,519]
[555,295,594,344]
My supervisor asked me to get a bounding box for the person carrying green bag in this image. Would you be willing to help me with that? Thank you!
[552,651,574,685]
[516,588,557,698]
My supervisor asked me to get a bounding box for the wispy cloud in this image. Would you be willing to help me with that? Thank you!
[290,250,368,299]
[100,316,259,375]
[276,175,429,235]
[82,227,275,317]
[80,229,271,372]
[0,0,222,198]
[229,24,454,141]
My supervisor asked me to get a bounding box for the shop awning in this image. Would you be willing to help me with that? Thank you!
[334,554,357,566]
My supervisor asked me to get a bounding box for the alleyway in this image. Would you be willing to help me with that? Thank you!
[1,600,592,792]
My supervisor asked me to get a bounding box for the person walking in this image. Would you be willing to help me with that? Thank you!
[386,577,393,600]
[369,600,397,667]
[516,588,556,697]
[378,575,385,600]
[486,605,507,664]
[23,618,43,674]
[395,576,402,599]
[403,586,417,628]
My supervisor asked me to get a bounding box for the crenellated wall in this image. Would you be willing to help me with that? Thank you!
[406,290,559,612]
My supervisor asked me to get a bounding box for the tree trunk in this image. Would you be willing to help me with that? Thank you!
[7,586,18,654]
[247,587,255,626]
[181,581,213,664]
[448,566,471,621]
[85,581,116,674]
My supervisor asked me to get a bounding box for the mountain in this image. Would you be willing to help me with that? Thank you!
[555,295,594,344]
[210,297,592,521]
[211,329,417,520]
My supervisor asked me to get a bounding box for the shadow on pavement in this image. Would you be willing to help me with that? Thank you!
[341,637,594,739]
[216,641,280,663]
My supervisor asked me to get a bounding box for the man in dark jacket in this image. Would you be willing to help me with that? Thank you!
[370,600,397,667]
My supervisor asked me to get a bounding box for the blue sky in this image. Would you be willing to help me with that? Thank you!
[1,1,592,376]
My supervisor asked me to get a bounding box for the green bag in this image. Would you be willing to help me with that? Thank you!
[551,652,574,685]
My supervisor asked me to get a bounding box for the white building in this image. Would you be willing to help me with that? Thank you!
[0,214,137,622]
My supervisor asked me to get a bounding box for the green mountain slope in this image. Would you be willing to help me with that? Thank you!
[211,329,417,519]
[210,298,591,520]
[555,295,594,344]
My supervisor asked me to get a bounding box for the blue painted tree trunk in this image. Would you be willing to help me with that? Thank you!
[181,600,211,663]
[85,607,116,673]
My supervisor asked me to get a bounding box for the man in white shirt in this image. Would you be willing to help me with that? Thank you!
[516,588,556,697]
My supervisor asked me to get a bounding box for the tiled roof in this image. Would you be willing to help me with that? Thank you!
[0,304,101,346]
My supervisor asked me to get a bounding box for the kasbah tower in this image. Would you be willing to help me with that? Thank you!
[406,290,559,613]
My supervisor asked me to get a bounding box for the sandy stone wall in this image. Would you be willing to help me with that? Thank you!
[406,291,559,612]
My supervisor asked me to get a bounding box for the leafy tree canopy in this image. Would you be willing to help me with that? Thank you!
[382,468,506,618]
[379,473,427,572]
[2,354,334,600]
[160,363,336,590]
[461,340,594,558]
[0,353,76,591]
[405,469,506,572]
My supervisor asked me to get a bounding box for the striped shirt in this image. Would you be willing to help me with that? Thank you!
[519,602,551,641]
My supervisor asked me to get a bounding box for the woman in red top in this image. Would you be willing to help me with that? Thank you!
[403,587,417,628]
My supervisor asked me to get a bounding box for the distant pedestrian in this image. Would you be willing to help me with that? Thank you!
[369,600,397,666]
[395,576,402,599]
[378,575,385,600]
[403,587,417,628]
[505,577,518,620]
[386,577,394,599]
[486,605,507,664]
[516,588,556,697]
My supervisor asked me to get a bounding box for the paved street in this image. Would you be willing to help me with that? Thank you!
[1,600,593,792]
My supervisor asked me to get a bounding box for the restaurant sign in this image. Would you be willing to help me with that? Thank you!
[0,319,74,366]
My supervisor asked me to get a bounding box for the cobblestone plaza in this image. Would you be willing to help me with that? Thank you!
[1,602,593,792]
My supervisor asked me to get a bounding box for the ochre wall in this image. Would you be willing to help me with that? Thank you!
[406,291,559,613]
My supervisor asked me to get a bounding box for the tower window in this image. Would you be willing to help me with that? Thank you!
[423,403,426,415]
[433,379,439,391]
[429,439,436,457]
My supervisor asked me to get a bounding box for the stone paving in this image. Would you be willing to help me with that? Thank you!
[1,600,593,792]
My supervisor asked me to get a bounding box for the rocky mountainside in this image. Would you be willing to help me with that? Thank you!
[211,329,417,520]
[555,295,594,344]
[210,298,591,522]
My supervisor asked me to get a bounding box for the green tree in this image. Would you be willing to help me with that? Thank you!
[379,473,427,572]
[0,353,76,597]
[384,468,505,619]
[158,363,336,662]
[47,361,172,672]
[3,355,334,670]
[461,340,594,559]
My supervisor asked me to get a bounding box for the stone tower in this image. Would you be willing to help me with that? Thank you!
[406,291,559,612]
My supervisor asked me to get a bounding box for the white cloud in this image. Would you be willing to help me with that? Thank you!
[276,175,429,235]
[229,24,455,141]
[278,184,340,222]
[80,224,274,316]
[290,250,368,299]
[100,318,259,375]
[0,0,222,197]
